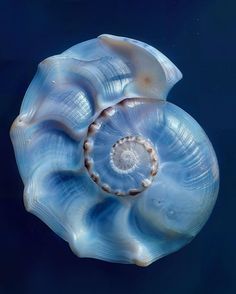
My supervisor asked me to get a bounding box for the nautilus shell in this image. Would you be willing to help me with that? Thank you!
[11,34,219,266]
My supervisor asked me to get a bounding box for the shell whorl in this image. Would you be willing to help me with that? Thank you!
[84,99,159,196]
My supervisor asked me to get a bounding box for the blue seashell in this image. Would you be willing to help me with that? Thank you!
[10,34,219,266]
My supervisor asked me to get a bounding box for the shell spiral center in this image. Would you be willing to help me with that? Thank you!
[84,99,159,196]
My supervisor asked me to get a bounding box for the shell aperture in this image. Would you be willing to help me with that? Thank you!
[10,34,219,266]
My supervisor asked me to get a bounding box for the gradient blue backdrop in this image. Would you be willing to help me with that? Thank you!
[0,0,235,293]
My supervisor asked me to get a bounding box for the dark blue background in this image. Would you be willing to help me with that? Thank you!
[0,0,235,293]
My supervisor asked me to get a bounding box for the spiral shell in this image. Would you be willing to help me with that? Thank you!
[10,34,219,266]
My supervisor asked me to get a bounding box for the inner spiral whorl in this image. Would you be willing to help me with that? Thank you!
[84,99,159,196]
[110,138,139,173]
[110,136,156,177]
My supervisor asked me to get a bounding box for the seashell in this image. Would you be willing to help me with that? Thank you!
[10,34,219,266]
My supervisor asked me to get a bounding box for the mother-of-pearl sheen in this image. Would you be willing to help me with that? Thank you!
[10,34,219,266]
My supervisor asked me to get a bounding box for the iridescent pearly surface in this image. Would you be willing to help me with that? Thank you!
[10,34,219,266]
